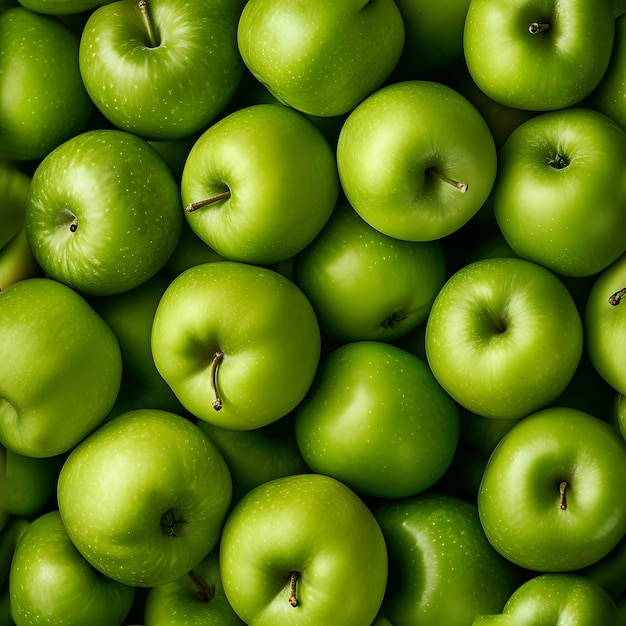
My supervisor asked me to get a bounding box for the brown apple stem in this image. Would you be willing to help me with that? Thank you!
[186,190,231,213]
[529,22,550,34]
[138,0,158,48]
[426,168,468,193]
[187,570,214,603]
[69,216,78,233]
[609,288,626,306]
[559,481,568,510]
[209,350,224,411]
[289,571,299,607]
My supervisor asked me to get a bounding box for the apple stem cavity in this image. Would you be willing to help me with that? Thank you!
[548,153,569,170]
[609,288,626,306]
[186,190,231,213]
[288,571,299,607]
[160,508,188,536]
[138,0,159,48]
[187,570,215,603]
[209,350,224,411]
[426,168,468,193]
[529,22,550,34]
[559,481,568,510]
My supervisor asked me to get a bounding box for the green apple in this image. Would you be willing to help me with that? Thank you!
[0,517,29,586]
[0,277,122,458]
[219,473,388,626]
[79,0,246,140]
[493,108,626,277]
[295,340,459,499]
[473,573,618,625]
[237,0,405,117]
[9,510,135,626]
[585,13,626,132]
[375,493,523,625]
[293,202,447,343]
[57,409,232,587]
[0,159,29,251]
[181,104,339,265]
[463,0,616,111]
[425,257,583,419]
[581,533,626,600]
[585,252,626,396]
[25,129,183,296]
[151,261,321,430]
[17,0,113,14]
[0,227,42,292]
[613,393,626,441]
[478,406,626,572]
[0,7,92,161]
[336,80,497,242]
[144,547,244,626]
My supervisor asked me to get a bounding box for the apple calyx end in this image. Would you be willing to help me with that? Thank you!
[209,350,225,411]
[548,154,569,170]
[426,168,468,193]
[160,508,188,537]
[138,0,159,48]
[187,570,215,603]
[559,481,568,510]
[381,311,408,330]
[186,190,231,213]
[609,288,626,306]
[529,22,550,34]
[289,571,299,607]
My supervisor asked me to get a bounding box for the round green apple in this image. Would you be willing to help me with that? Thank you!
[425,257,583,419]
[57,409,233,587]
[493,108,626,277]
[0,7,92,161]
[293,202,447,343]
[463,0,616,111]
[151,261,321,430]
[9,510,135,626]
[336,80,497,242]
[219,473,388,626]
[237,0,405,117]
[375,493,523,625]
[0,277,122,458]
[295,341,460,499]
[181,104,339,265]
[25,129,183,296]
[79,0,246,140]
[478,407,626,572]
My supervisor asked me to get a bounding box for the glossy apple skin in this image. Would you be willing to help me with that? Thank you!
[336,80,497,242]
[219,473,388,626]
[0,278,122,458]
[17,0,113,14]
[473,573,618,625]
[181,104,339,265]
[144,548,244,626]
[57,409,233,587]
[0,517,29,587]
[293,202,447,343]
[425,257,583,419]
[237,0,404,117]
[9,511,135,626]
[478,407,626,572]
[79,0,246,140]
[0,7,92,161]
[375,493,523,626]
[25,129,183,296]
[585,252,626,396]
[493,108,626,277]
[463,0,615,111]
[295,341,459,499]
[151,261,321,430]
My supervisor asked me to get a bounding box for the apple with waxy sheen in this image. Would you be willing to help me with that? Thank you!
[181,104,339,265]
[336,80,497,242]
[151,261,321,430]
[24,129,183,296]
[478,407,626,572]
[425,257,583,419]
[79,0,246,140]
[57,409,233,588]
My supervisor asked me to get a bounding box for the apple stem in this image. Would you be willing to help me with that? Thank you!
[138,0,159,48]
[187,570,215,603]
[609,288,626,306]
[186,190,231,213]
[288,571,299,607]
[69,217,78,233]
[209,350,224,411]
[426,168,468,193]
[559,481,568,510]
[529,22,550,34]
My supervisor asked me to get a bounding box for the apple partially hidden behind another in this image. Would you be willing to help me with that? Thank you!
[337,80,497,242]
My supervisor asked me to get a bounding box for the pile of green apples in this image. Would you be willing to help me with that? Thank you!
[2,0,626,623]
